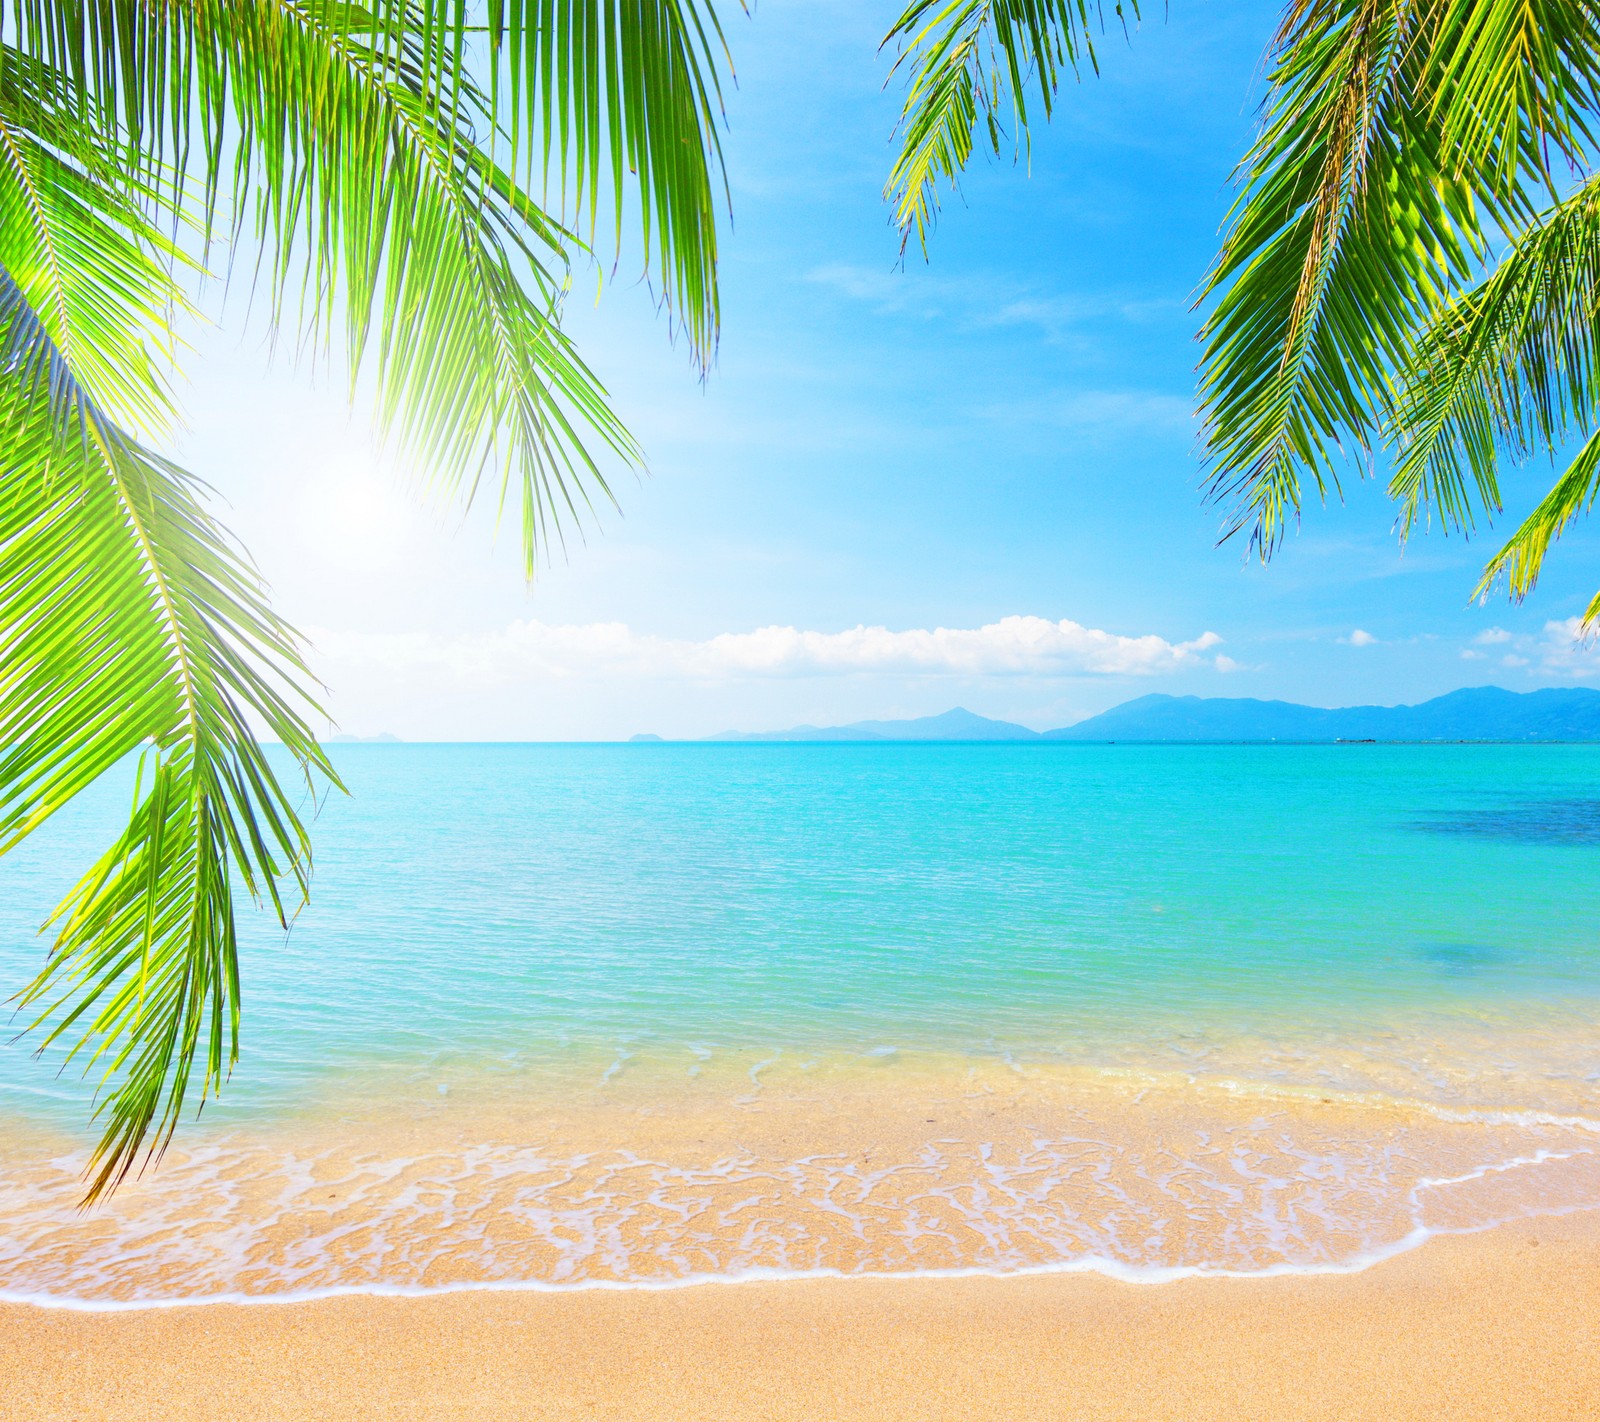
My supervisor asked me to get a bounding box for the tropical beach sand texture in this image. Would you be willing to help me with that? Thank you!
[1,1211,1596,1421]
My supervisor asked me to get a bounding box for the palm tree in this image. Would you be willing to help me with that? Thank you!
[0,0,731,1200]
[884,0,1600,620]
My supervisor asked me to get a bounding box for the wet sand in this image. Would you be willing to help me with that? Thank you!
[11,1054,1600,1301]
[2,1211,1597,1421]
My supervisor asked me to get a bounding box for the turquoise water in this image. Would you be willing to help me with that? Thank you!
[4,743,1600,1303]
[3,743,1600,1122]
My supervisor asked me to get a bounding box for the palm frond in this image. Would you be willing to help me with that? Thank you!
[0,265,335,1202]
[1389,173,1600,535]
[0,43,188,436]
[1473,423,1600,625]
[221,4,641,572]
[1424,0,1600,189]
[483,0,732,363]
[1200,0,1461,552]
[882,0,1141,254]
[0,3,730,572]
[1198,0,1600,557]
[10,0,732,335]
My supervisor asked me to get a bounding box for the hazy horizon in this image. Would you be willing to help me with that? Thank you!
[307,683,1595,743]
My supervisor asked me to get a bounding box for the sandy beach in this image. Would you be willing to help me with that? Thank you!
[3,1210,1597,1421]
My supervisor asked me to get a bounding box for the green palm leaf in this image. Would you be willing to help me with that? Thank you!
[482,0,732,362]
[1201,1,1468,553]
[1200,0,1600,555]
[0,44,187,437]
[882,0,1141,254]
[1389,170,1600,623]
[1389,173,1600,535]
[7,1,732,564]
[226,4,639,569]
[1,262,335,1201]
[1474,426,1600,624]
[883,0,1600,615]
[1424,0,1600,186]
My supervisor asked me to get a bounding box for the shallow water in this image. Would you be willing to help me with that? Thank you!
[2,744,1598,1303]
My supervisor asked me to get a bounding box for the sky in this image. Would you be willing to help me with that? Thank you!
[173,1,1600,741]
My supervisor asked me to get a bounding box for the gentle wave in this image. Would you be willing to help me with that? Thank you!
[5,1071,1600,1309]
[10,1208,1600,1314]
[0,1233,1484,1312]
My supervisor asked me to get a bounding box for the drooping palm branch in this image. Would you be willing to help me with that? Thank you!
[882,1,1142,254]
[1389,168,1600,621]
[0,1,731,1199]
[1198,0,1600,557]
[882,0,1600,622]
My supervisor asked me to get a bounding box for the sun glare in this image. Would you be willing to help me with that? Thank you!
[299,467,415,572]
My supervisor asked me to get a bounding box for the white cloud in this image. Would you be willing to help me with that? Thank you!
[801,266,1189,436]
[803,266,1180,341]
[1342,629,1377,646]
[1452,620,1600,677]
[1543,617,1594,644]
[982,295,1180,339]
[310,615,1228,686]
[1534,618,1600,677]
[805,263,912,308]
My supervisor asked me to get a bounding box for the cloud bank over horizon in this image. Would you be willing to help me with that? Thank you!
[1458,619,1600,676]
[309,614,1230,685]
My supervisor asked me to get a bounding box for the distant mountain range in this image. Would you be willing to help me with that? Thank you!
[691,687,1600,743]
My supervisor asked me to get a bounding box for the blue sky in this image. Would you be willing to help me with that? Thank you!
[177,1,1600,740]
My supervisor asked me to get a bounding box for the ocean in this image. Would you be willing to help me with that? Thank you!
[2,742,1599,1304]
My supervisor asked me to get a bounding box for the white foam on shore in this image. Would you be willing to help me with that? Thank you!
[9,1205,1600,1314]
[2,1099,1597,1312]
[5,1050,1600,1314]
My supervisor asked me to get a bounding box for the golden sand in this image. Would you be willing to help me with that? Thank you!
[3,1053,1599,1415]
[1,1211,1596,1420]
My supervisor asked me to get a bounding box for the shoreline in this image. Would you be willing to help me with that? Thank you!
[7,1047,1600,1304]
[4,1211,1598,1420]
[0,1219,1474,1312]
